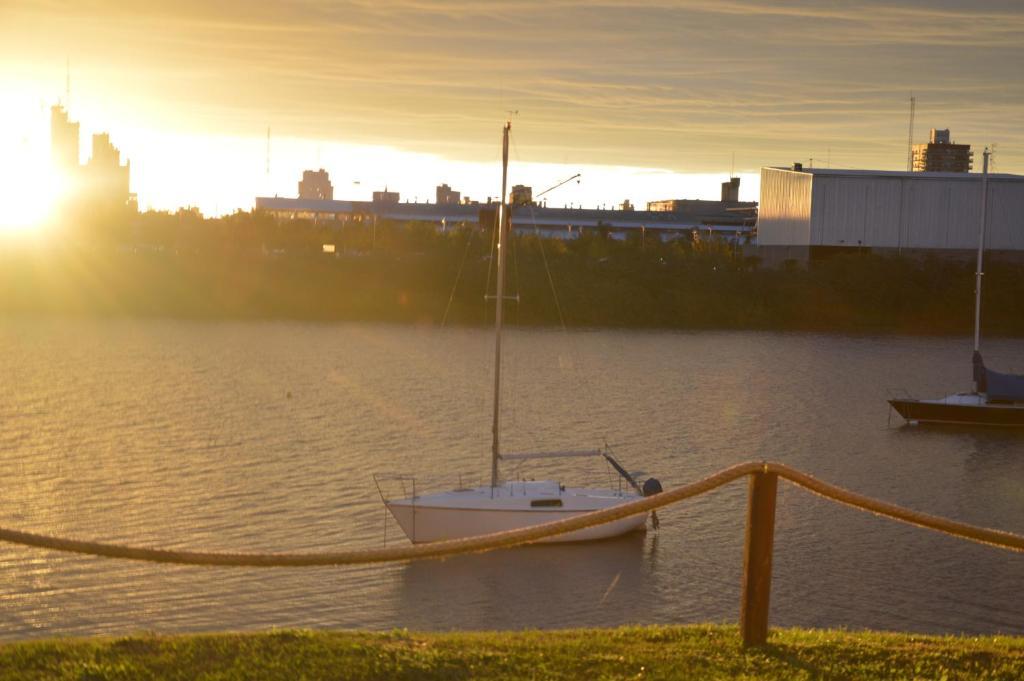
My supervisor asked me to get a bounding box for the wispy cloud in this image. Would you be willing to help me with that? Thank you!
[1,0,1022,173]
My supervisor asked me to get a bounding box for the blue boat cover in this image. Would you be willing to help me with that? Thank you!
[974,351,1024,402]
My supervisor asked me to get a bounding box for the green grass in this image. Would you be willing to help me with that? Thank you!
[1,625,1021,680]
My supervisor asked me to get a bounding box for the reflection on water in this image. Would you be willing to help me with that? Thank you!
[0,319,1022,640]
[397,532,650,630]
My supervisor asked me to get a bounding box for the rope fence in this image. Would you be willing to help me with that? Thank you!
[1,461,1020,644]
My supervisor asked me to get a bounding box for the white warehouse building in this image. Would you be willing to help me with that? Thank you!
[757,166,1024,262]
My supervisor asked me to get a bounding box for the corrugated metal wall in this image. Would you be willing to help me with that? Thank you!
[897,177,979,249]
[986,179,1024,250]
[756,168,812,245]
[811,176,905,247]
[759,169,1024,251]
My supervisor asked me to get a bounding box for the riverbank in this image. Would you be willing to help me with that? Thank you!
[1,625,1021,680]
[3,237,1024,335]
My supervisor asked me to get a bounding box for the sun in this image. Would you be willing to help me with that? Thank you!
[0,159,68,236]
[0,91,68,238]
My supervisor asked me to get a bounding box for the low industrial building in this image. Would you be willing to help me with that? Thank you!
[254,195,754,242]
[372,188,400,204]
[757,165,1024,264]
[256,169,757,243]
[647,177,756,227]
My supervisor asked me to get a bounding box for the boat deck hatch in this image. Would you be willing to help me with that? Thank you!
[530,499,563,508]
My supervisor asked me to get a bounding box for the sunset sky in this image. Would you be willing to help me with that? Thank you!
[2,1,1023,218]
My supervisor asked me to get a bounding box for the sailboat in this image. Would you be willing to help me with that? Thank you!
[889,148,1024,427]
[378,122,660,543]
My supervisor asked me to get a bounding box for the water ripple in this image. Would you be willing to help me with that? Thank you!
[0,320,1022,640]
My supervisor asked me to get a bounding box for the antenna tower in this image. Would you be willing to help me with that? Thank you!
[906,95,916,171]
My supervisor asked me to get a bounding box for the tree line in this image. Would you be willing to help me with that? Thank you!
[3,208,1023,336]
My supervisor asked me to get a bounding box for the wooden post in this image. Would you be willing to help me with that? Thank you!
[740,469,778,647]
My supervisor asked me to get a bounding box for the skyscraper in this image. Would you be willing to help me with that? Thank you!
[48,102,135,224]
[912,128,973,173]
[86,132,131,215]
[50,104,80,171]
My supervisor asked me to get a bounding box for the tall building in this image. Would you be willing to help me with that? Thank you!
[721,177,741,202]
[510,184,533,206]
[912,128,973,173]
[86,132,132,215]
[48,102,135,222]
[436,183,460,205]
[50,104,80,171]
[298,169,333,200]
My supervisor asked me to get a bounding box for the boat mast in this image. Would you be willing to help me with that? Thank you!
[973,148,990,363]
[491,122,511,488]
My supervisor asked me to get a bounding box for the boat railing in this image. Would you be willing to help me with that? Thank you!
[885,387,914,400]
[372,465,626,501]
[372,471,487,503]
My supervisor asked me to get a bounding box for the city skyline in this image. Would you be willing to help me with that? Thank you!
[2,1,1023,224]
[0,93,763,221]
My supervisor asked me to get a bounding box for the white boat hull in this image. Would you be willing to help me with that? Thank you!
[385,482,647,544]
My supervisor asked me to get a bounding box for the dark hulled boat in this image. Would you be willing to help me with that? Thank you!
[888,396,1024,427]
[889,353,1024,427]
[889,148,1024,428]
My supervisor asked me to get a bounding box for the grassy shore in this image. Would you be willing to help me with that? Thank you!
[1,625,1022,680]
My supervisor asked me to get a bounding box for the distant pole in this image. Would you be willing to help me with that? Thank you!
[740,469,778,647]
[490,122,511,489]
[906,96,916,172]
[265,127,270,176]
[973,148,990,357]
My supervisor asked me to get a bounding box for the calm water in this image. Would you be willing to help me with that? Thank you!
[0,319,1022,640]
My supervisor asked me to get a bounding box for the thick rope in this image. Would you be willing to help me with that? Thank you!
[0,461,1020,567]
[768,462,1024,552]
[0,463,757,566]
